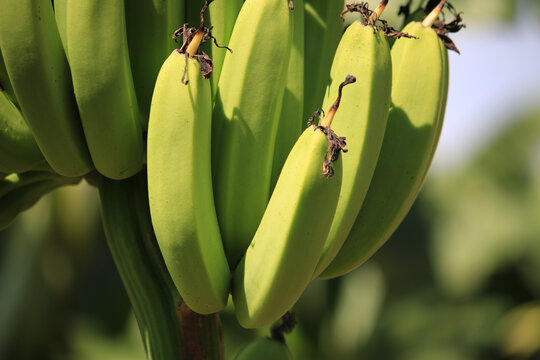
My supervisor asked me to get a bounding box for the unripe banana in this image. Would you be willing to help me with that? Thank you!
[53,0,68,53]
[271,0,305,190]
[235,338,293,360]
[0,0,92,177]
[125,0,185,126]
[0,48,16,105]
[0,90,45,173]
[232,76,354,328]
[208,0,243,95]
[0,177,80,231]
[312,4,393,278]
[320,3,449,279]
[0,171,63,198]
[212,0,292,267]
[303,0,344,120]
[148,49,230,314]
[66,0,143,180]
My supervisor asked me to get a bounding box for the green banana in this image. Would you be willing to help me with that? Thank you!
[312,3,393,278]
[0,48,17,105]
[271,0,305,190]
[0,177,80,231]
[320,3,449,279]
[303,0,344,120]
[208,0,243,96]
[232,76,354,328]
[125,0,185,127]
[97,172,184,359]
[235,338,293,360]
[0,0,92,177]
[66,0,143,180]
[0,171,63,198]
[0,90,45,173]
[212,0,292,267]
[53,0,68,53]
[148,49,230,314]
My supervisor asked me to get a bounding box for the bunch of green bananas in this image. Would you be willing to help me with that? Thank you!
[0,0,461,337]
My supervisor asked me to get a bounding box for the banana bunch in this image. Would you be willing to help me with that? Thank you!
[1,0,462,344]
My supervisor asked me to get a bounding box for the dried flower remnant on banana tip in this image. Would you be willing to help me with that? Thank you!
[172,0,232,84]
[399,0,465,53]
[307,75,356,178]
[341,1,416,39]
[427,0,466,54]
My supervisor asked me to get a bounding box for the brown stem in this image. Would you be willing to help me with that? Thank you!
[178,301,224,360]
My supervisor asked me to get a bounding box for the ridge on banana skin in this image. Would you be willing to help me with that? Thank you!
[233,75,355,328]
[0,0,93,177]
[312,19,393,278]
[66,0,143,180]
[320,20,449,279]
[0,90,45,173]
[232,124,343,328]
[148,50,230,315]
[212,0,292,268]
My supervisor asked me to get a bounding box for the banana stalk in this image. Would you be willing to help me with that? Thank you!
[97,172,184,360]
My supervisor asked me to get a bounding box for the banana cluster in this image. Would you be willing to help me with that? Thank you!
[0,0,459,331]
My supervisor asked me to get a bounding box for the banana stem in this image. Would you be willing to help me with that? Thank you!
[422,0,445,28]
[370,0,388,23]
[98,172,184,360]
[186,30,204,57]
[320,75,356,128]
[178,302,225,360]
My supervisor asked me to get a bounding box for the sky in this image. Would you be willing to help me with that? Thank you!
[431,10,540,172]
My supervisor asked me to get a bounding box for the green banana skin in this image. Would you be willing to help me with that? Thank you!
[232,126,342,328]
[0,177,80,231]
[271,0,305,190]
[0,0,92,177]
[66,0,143,180]
[53,0,68,53]
[208,0,243,97]
[212,0,292,267]
[125,0,185,127]
[0,48,17,106]
[148,52,230,314]
[320,21,449,279]
[0,171,64,198]
[303,0,344,121]
[312,21,392,278]
[97,172,184,360]
[235,338,293,360]
[0,90,45,173]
